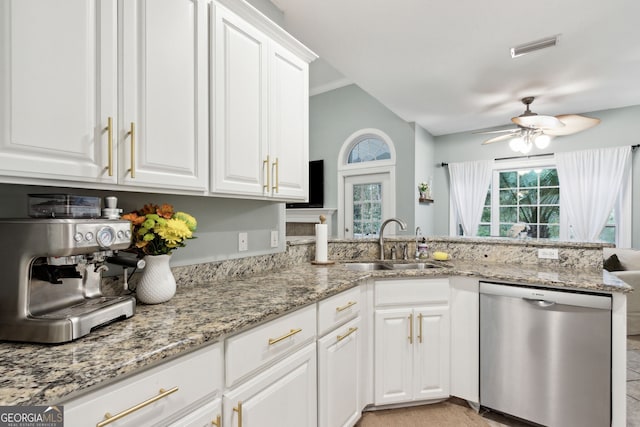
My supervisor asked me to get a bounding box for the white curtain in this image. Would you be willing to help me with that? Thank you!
[448,160,492,236]
[555,146,631,242]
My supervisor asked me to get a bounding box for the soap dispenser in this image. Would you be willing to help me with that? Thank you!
[418,237,428,259]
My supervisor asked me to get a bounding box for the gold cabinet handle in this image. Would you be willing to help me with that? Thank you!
[418,313,423,344]
[408,314,413,344]
[211,414,221,426]
[268,328,302,345]
[337,326,358,342]
[105,117,113,176]
[263,155,270,191]
[128,122,136,178]
[336,301,357,312]
[96,386,178,427]
[272,157,279,193]
[233,401,243,427]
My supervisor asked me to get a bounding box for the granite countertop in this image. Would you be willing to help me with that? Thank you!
[0,260,629,406]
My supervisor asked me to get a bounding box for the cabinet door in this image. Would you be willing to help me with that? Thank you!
[374,308,413,405]
[414,305,450,400]
[211,4,269,197]
[0,0,117,184]
[224,343,317,427]
[318,317,361,427]
[268,42,309,201]
[120,0,208,191]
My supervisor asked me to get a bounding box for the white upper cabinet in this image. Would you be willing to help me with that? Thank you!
[0,0,117,184]
[211,4,269,197]
[211,2,315,201]
[269,43,309,200]
[119,0,208,191]
[0,0,208,192]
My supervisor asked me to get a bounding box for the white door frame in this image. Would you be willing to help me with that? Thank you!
[337,129,397,238]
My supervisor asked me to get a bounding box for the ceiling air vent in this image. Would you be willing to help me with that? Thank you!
[510,35,560,58]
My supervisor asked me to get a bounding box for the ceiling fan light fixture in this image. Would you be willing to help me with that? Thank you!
[510,35,560,58]
[509,136,526,152]
[534,134,553,149]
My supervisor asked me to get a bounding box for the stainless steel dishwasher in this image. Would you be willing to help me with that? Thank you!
[480,282,611,427]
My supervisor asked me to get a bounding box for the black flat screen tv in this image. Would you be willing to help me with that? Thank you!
[286,160,324,208]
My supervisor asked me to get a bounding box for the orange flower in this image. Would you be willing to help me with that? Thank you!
[121,212,146,226]
[140,203,158,215]
[156,203,174,219]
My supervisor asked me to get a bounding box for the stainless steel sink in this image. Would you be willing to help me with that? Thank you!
[384,262,440,270]
[344,261,441,271]
[344,262,388,271]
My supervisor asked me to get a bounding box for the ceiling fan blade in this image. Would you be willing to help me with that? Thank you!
[543,114,601,136]
[481,133,520,145]
[473,128,519,135]
[511,115,564,130]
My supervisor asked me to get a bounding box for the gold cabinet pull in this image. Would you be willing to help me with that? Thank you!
[105,117,113,176]
[211,414,221,426]
[408,314,413,344]
[233,401,243,427]
[336,301,357,312]
[418,313,423,344]
[272,157,279,193]
[128,122,136,178]
[337,326,358,342]
[268,328,302,345]
[96,386,178,427]
[263,155,270,191]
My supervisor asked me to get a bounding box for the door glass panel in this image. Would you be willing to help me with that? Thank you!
[353,183,382,237]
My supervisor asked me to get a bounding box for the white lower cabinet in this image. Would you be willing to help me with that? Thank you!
[449,276,479,403]
[168,397,221,427]
[223,342,317,427]
[318,316,362,427]
[63,342,223,427]
[374,279,450,406]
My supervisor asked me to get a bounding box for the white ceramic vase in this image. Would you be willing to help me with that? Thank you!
[136,254,176,304]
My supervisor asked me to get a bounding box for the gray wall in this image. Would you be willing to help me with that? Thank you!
[432,105,640,247]
[413,123,437,236]
[309,84,433,235]
[0,184,284,266]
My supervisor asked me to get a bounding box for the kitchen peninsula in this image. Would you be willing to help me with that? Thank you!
[0,237,629,426]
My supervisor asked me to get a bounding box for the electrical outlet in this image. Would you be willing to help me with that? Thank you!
[238,232,248,252]
[538,248,558,259]
[270,230,279,248]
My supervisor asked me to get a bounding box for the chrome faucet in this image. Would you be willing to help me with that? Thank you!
[379,218,407,260]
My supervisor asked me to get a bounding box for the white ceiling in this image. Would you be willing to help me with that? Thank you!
[270,0,640,136]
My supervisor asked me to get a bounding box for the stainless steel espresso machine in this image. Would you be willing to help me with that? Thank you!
[0,218,136,343]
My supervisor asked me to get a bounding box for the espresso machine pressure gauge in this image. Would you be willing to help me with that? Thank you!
[97,226,116,248]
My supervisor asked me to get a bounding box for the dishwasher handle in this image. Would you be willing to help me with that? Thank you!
[522,297,556,308]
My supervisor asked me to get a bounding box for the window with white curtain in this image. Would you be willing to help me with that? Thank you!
[452,150,632,246]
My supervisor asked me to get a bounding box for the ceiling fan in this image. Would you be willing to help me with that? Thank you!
[478,97,601,153]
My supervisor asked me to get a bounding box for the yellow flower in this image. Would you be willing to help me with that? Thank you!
[175,212,197,232]
[155,218,193,245]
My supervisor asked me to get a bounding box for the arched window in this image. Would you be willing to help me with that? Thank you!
[347,137,391,163]
[338,129,396,238]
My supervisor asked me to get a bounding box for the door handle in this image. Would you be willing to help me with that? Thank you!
[523,297,556,308]
[233,401,243,427]
[408,313,413,344]
[105,117,113,176]
[127,122,136,178]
